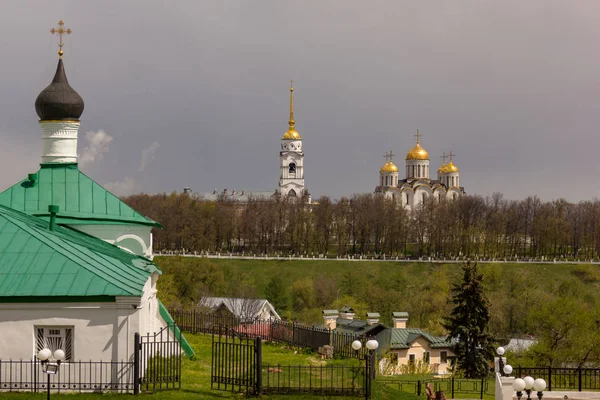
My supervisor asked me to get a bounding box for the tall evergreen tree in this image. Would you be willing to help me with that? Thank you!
[443,261,494,378]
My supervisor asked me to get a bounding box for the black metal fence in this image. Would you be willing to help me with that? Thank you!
[1,323,183,394]
[516,366,600,391]
[211,327,260,395]
[0,359,134,393]
[262,364,368,397]
[211,327,371,398]
[378,376,493,399]
[136,323,183,393]
[170,309,365,358]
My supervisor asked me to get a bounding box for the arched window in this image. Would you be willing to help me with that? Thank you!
[453,193,458,200]
[289,163,296,173]
[288,189,297,197]
[381,176,384,186]
[422,193,426,203]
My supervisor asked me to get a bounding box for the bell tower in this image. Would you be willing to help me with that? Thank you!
[279,81,305,199]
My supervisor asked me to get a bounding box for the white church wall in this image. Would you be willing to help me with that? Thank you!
[71,224,153,259]
[0,301,140,362]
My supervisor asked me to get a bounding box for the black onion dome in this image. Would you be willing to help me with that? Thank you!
[35,59,84,120]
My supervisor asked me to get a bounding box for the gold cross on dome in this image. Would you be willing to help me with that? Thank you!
[50,20,71,59]
[448,151,456,161]
[440,152,447,164]
[383,152,389,162]
[414,129,422,143]
[388,150,395,161]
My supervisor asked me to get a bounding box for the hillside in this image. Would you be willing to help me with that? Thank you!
[155,256,599,337]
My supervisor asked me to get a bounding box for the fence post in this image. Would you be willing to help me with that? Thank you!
[548,366,552,391]
[255,337,262,395]
[365,354,371,400]
[418,380,421,396]
[133,332,140,395]
[480,377,484,399]
[578,367,582,392]
[452,375,455,399]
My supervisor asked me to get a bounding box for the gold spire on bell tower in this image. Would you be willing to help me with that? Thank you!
[50,20,72,59]
[282,80,302,140]
[289,80,295,128]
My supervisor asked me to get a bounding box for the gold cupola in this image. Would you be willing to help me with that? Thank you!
[446,161,459,173]
[406,130,429,160]
[381,161,399,173]
[282,81,302,140]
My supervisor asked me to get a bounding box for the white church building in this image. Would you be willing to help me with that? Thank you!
[375,130,465,210]
[0,24,191,371]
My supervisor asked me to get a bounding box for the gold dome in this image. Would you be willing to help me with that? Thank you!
[283,129,302,140]
[438,161,459,174]
[406,143,429,160]
[446,161,459,172]
[380,161,398,173]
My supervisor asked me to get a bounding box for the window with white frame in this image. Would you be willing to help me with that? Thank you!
[35,327,73,361]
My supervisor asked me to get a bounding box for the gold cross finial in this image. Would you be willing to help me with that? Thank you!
[440,152,447,164]
[448,151,456,161]
[50,20,71,59]
[388,150,395,161]
[414,129,422,144]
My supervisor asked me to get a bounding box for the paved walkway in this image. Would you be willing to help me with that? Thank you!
[527,392,600,400]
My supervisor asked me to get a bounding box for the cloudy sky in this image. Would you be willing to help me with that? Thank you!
[1,1,599,201]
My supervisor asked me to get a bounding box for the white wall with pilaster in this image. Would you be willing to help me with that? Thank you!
[405,160,430,180]
[0,275,160,362]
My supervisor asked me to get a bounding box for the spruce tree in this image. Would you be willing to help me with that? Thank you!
[443,261,494,378]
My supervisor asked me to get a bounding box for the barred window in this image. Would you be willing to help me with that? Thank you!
[35,327,73,361]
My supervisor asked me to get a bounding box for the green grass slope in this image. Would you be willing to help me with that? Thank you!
[1,333,416,400]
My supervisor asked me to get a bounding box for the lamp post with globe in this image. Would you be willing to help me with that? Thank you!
[513,376,546,400]
[352,339,379,400]
[37,348,65,400]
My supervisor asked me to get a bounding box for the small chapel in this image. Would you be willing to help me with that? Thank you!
[375,130,465,210]
[0,21,191,365]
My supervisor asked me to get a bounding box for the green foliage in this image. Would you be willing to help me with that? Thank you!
[265,275,289,311]
[443,261,494,378]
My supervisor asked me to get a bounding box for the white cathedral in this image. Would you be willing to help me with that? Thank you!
[374,130,465,210]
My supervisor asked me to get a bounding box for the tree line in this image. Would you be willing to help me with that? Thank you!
[124,192,600,259]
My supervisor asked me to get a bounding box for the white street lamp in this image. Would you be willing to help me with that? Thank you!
[503,364,513,375]
[351,340,362,351]
[37,348,64,400]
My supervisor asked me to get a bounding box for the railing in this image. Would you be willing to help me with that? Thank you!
[379,376,493,399]
[262,364,367,397]
[170,309,364,359]
[516,366,600,391]
[0,359,134,393]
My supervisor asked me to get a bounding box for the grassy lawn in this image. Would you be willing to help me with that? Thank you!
[0,333,420,400]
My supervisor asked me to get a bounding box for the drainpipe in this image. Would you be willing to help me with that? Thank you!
[48,205,59,231]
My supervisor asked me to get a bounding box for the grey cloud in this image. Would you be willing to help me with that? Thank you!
[1,1,599,201]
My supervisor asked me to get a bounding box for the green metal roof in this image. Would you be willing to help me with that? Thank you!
[390,328,452,349]
[0,163,160,227]
[392,312,409,318]
[0,204,160,299]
